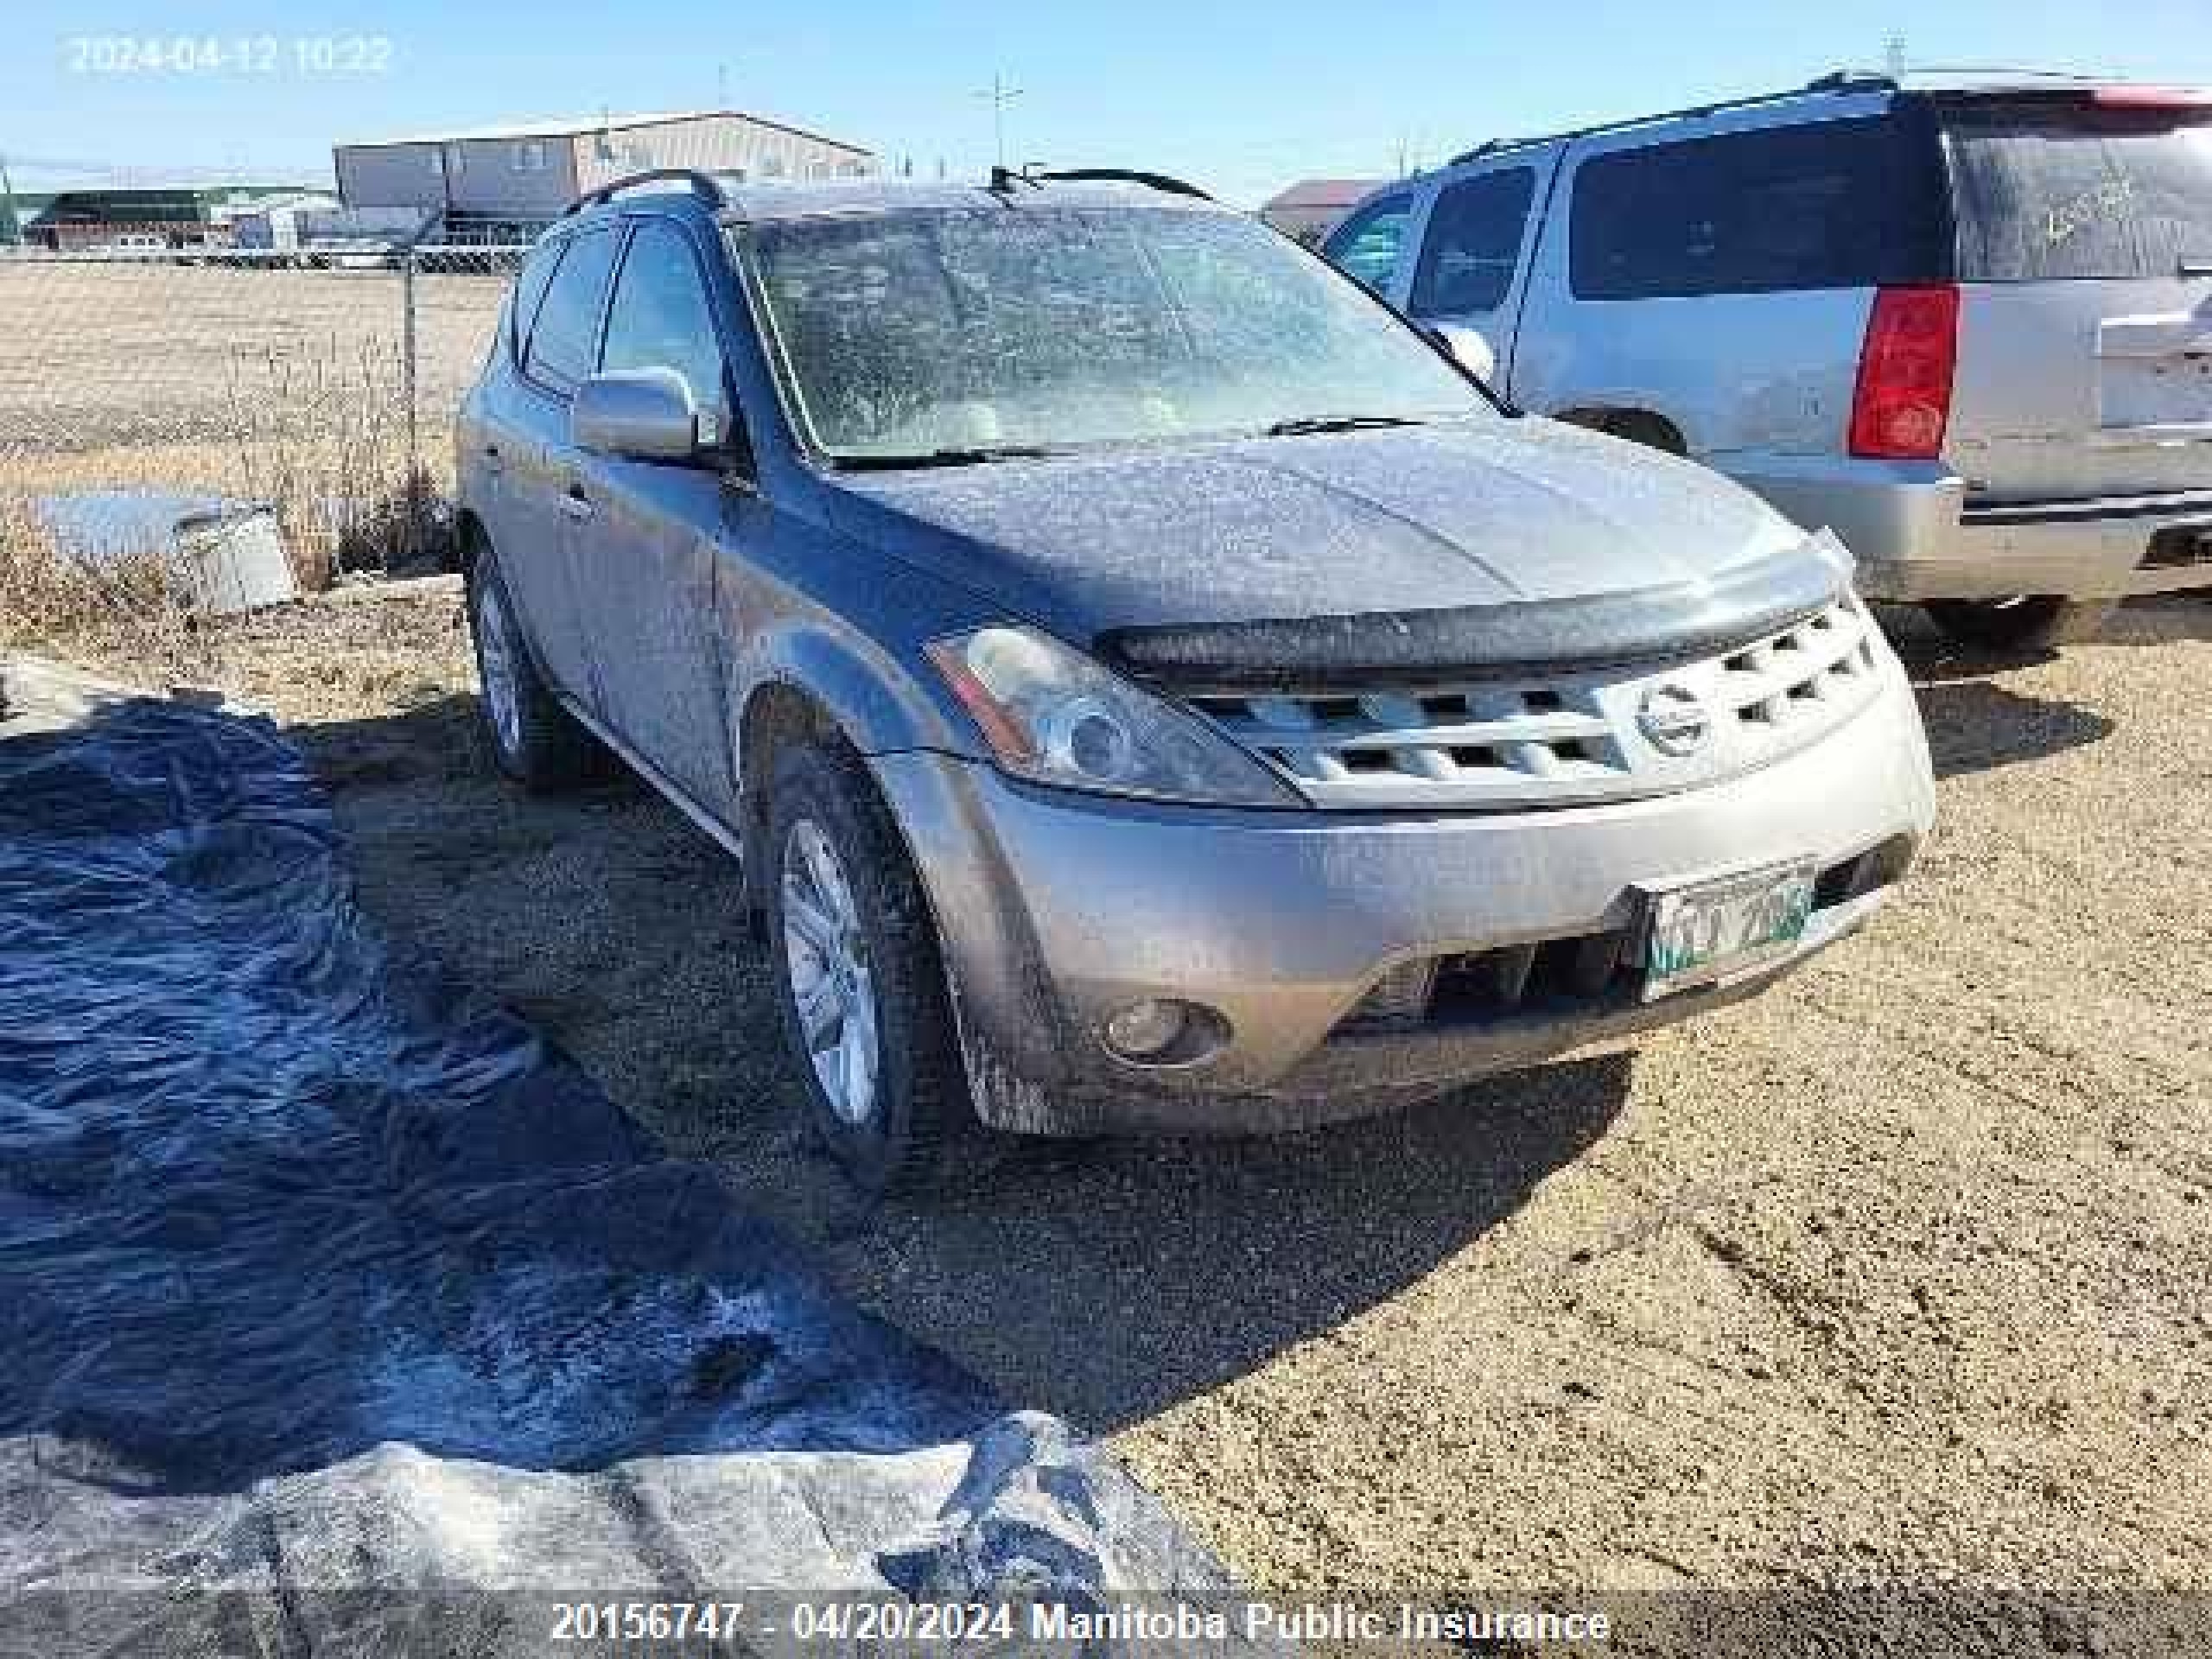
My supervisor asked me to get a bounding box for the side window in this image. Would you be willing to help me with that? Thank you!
[1321,194,1414,293]
[509,238,563,362]
[523,227,620,392]
[599,221,730,420]
[1568,118,1939,300]
[1408,167,1537,316]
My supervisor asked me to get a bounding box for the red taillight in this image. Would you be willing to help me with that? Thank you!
[1849,284,1960,461]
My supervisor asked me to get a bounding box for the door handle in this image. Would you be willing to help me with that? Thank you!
[559,486,595,524]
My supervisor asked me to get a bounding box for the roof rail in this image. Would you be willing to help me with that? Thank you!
[1892,64,2104,83]
[1444,71,1896,168]
[563,168,729,218]
[1025,168,1215,202]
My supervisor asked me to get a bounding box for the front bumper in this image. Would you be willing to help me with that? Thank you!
[1721,455,2212,602]
[873,666,1936,1135]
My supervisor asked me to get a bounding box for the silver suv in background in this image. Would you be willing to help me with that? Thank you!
[1328,71,2212,650]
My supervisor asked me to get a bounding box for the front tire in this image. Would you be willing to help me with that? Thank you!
[766,741,969,1194]
[465,550,600,791]
[1923,595,2115,653]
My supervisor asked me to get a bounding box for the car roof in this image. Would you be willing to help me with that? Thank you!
[1433,67,2204,170]
[724,179,1226,223]
[561,175,1230,232]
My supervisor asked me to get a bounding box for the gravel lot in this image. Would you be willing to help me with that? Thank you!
[75,590,2212,1644]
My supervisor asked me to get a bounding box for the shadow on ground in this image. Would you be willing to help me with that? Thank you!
[2101,594,2212,649]
[292,695,1631,1433]
[1877,604,2117,779]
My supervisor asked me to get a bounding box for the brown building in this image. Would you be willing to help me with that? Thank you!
[1259,176,1389,246]
[21,186,306,251]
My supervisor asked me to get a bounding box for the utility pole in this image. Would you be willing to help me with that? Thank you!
[974,73,1022,169]
[0,151,18,246]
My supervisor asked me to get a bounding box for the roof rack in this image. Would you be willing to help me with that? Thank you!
[563,168,730,218]
[1021,168,1215,202]
[1445,71,1895,167]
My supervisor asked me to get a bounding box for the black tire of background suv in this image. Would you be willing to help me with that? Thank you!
[464,551,602,791]
[765,741,972,1196]
[1923,596,2118,653]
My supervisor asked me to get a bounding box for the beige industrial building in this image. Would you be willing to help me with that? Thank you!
[334,110,875,237]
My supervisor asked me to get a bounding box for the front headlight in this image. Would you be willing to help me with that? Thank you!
[925,626,1300,808]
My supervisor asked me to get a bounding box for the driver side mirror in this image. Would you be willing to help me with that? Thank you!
[571,367,713,463]
[1427,321,1497,385]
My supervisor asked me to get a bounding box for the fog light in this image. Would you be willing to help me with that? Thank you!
[1099,999,1232,1067]
[1103,998,1188,1060]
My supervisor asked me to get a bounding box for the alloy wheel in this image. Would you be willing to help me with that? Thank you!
[779,818,880,1127]
[474,579,524,756]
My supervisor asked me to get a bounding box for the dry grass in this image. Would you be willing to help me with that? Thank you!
[0,257,505,587]
[0,495,219,687]
[221,342,448,582]
[0,260,503,450]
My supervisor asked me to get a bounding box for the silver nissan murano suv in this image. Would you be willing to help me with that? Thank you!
[457,167,1937,1190]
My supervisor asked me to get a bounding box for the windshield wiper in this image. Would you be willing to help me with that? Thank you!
[830,444,1062,471]
[1262,414,1427,438]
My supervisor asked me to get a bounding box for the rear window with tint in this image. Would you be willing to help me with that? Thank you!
[1409,168,1536,315]
[1570,117,1945,299]
[1942,104,2212,281]
[522,228,620,392]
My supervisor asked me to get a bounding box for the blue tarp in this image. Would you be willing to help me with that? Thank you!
[0,696,998,1487]
[0,687,1253,1654]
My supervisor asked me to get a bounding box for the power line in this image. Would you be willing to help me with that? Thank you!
[972,72,1023,169]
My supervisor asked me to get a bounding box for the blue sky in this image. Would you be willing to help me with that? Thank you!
[5,0,2208,207]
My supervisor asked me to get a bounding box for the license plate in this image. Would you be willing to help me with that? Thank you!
[1642,859,1817,1001]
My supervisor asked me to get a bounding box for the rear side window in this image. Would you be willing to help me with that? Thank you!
[1942,104,2212,281]
[1323,194,1414,293]
[522,227,620,392]
[1408,167,1536,315]
[1570,117,1944,299]
[509,238,562,360]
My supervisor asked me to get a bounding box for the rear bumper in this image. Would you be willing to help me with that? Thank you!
[871,665,1936,1135]
[1721,454,2212,601]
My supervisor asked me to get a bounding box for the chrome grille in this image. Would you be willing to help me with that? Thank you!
[1188,597,1884,810]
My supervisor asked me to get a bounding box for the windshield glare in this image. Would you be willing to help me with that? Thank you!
[739,205,1491,461]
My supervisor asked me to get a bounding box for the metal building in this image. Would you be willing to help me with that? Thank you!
[334,110,876,238]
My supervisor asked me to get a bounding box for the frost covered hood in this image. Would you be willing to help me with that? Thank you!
[830,417,1847,678]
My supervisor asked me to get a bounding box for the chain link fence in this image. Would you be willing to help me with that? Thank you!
[0,245,529,586]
